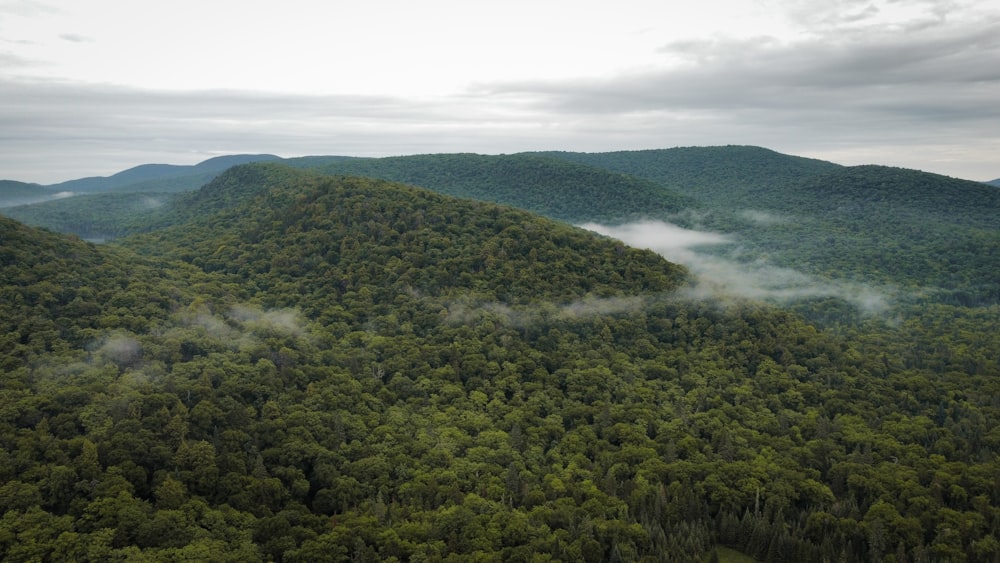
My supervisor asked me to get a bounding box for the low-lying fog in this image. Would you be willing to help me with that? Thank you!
[0,191,74,209]
[580,220,890,313]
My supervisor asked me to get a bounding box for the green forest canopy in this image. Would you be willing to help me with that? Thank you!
[1,163,999,561]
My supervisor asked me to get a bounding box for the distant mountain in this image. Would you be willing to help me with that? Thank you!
[6,147,998,303]
[45,153,282,193]
[1,192,181,241]
[286,152,697,223]
[4,161,1000,562]
[774,165,1000,227]
[0,179,69,208]
[714,164,1000,300]
[987,178,1000,187]
[525,149,1000,300]
[536,145,843,206]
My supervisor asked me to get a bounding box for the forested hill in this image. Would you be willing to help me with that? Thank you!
[536,146,844,205]
[0,180,60,208]
[0,193,182,242]
[1,153,697,239]
[5,149,999,305]
[0,215,197,368]
[284,153,697,223]
[719,164,1000,227]
[535,147,997,227]
[123,164,684,305]
[44,154,282,194]
[706,164,1000,299]
[4,164,1000,561]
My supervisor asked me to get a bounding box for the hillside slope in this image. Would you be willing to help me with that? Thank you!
[537,146,843,205]
[720,165,1000,300]
[1,192,181,241]
[2,165,999,561]
[0,180,63,208]
[124,164,683,306]
[7,148,997,305]
[45,154,281,193]
[287,152,697,223]
[0,215,199,368]
[538,148,1000,301]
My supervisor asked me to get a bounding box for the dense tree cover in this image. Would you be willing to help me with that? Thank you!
[124,166,682,311]
[2,165,319,242]
[2,193,183,242]
[698,166,1000,303]
[0,180,59,208]
[2,165,1000,561]
[283,153,698,224]
[540,149,1000,300]
[534,146,844,208]
[7,148,996,306]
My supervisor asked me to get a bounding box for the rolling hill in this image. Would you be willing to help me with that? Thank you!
[0,180,68,208]
[284,152,698,224]
[696,164,1000,300]
[535,145,844,206]
[0,192,181,241]
[44,154,282,194]
[5,147,998,308]
[2,163,1000,561]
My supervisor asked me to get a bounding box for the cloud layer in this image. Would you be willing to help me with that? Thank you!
[1,0,997,183]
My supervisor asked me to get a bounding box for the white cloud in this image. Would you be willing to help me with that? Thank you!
[0,0,997,183]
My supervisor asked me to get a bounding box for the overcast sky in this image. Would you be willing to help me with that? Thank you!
[2,0,998,184]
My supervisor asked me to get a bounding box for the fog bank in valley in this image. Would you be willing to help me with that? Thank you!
[580,220,891,313]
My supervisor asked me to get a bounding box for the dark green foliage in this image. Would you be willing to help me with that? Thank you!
[716,165,1000,300]
[541,148,1000,301]
[0,180,60,208]
[535,145,844,206]
[1,161,999,561]
[2,192,182,241]
[9,147,998,308]
[286,152,698,223]
[125,165,683,308]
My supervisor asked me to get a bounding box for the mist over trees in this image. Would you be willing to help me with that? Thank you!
[1,153,999,561]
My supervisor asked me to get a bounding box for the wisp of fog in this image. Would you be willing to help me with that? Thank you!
[580,220,890,313]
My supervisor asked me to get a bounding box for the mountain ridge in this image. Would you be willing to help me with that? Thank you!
[284,152,699,223]
[0,179,65,208]
[5,147,998,305]
[2,158,1000,561]
[42,153,282,193]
